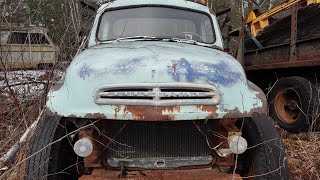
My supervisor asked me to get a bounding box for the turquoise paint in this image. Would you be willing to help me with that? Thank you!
[46,1,267,120]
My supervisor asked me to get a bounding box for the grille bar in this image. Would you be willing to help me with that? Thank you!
[94,83,219,106]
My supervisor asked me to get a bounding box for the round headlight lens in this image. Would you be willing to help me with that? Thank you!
[228,135,248,154]
[73,137,93,157]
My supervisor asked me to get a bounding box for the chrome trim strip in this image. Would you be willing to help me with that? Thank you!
[94,83,220,106]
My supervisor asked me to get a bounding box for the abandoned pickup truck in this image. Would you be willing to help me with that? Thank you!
[25,0,288,179]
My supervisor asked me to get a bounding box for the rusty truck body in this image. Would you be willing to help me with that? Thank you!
[24,0,288,179]
[244,0,320,133]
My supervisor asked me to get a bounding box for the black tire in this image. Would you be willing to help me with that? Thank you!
[268,76,317,133]
[25,116,83,180]
[237,115,289,180]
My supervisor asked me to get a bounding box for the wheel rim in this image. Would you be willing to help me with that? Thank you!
[274,89,301,124]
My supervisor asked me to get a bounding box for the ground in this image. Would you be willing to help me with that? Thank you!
[282,131,320,180]
[0,70,319,179]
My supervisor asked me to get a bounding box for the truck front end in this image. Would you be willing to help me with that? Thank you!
[25,1,288,180]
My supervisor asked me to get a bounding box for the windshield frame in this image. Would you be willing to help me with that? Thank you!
[96,5,216,45]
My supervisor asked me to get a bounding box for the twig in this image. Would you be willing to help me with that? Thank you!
[75,36,88,55]
[0,109,44,168]
[0,120,100,178]
[0,81,51,90]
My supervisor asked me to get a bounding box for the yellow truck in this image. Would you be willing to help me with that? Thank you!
[0,24,60,70]
[244,0,320,133]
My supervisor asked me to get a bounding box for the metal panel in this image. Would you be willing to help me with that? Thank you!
[290,3,298,62]
[47,41,267,120]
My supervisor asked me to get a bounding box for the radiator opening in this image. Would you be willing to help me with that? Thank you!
[104,120,214,168]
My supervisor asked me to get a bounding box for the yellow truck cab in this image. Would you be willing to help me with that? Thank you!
[0,24,59,70]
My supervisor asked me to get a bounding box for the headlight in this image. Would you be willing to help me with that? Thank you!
[228,135,248,154]
[73,137,93,157]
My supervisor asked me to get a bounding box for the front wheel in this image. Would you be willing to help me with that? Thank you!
[237,115,289,180]
[25,116,83,180]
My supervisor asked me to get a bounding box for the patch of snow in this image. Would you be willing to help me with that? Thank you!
[0,70,63,99]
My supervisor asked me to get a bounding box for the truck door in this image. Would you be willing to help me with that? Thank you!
[6,31,32,69]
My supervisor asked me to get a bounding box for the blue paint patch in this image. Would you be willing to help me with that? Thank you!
[114,58,142,74]
[79,63,94,80]
[167,58,244,86]
[79,58,143,79]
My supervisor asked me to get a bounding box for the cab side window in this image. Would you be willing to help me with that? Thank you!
[8,32,50,45]
[8,32,28,44]
[29,33,49,44]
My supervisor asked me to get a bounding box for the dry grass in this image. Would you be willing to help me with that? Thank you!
[0,70,50,179]
[282,131,320,180]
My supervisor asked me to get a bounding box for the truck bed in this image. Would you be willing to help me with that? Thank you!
[244,4,320,70]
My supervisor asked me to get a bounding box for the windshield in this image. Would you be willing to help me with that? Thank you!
[98,7,215,44]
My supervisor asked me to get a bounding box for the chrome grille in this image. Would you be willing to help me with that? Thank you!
[94,83,219,106]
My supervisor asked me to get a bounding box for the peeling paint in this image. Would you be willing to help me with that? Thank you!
[46,41,266,120]
[114,58,142,74]
[167,58,244,86]
[83,113,107,119]
[79,63,94,80]
[123,106,180,121]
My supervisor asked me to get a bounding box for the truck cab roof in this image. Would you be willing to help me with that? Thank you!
[99,0,211,14]
[88,0,223,47]
[0,23,49,33]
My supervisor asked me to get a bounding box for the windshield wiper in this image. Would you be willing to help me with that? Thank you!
[115,36,163,41]
[114,36,210,47]
[164,38,198,44]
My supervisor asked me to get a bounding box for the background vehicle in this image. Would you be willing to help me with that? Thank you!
[25,0,288,179]
[243,0,320,133]
[0,23,59,70]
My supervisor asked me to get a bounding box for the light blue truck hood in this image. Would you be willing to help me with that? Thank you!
[72,41,245,85]
[47,41,267,120]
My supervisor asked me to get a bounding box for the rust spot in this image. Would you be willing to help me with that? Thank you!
[167,59,181,75]
[219,119,239,132]
[222,107,265,119]
[84,113,107,119]
[79,128,102,168]
[50,81,64,91]
[216,154,235,172]
[79,168,242,180]
[196,105,218,119]
[172,62,178,74]
[223,108,241,118]
[114,105,121,119]
[123,106,181,121]
[44,109,67,119]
